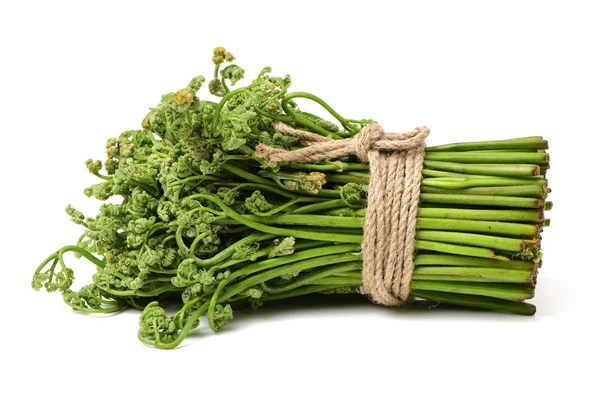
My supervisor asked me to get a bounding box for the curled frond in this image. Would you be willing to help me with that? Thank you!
[207,303,233,333]
[231,242,260,261]
[139,302,179,344]
[269,237,295,258]
[221,64,245,86]
[245,191,273,215]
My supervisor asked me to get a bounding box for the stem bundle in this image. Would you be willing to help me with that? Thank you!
[31,47,551,349]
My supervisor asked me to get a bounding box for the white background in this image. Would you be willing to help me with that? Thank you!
[1,1,598,399]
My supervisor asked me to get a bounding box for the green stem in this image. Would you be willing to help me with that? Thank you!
[421,185,546,199]
[282,92,355,135]
[100,283,177,298]
[218,253,363,304]
[410,281,534,301]
[264,284,355,301]
[415,230,538,252]
[417,208,542,222]
[252,198,302,216]
[412,267,533,283]
[216,181,328,201]
[260,262,361,294]
[222,163,278,187]
[424,160,540,177]
[291,199,366,214]
[425,151,548,164]
[192,233,275,268]
[55,245,107,270]
[310,276,362,286]
[415,240,506,259]
[422,168,546,181]
[411,290,536,315]
[196,194,363,243]
[325,174,369,184]
[206,240,329,274]
[216,214,365,229]
[281,96,344,138]
[417,218,539,237]
[65,301,125,314]
[178,243,362,321]
[420,193,541,208]
[414,254,535,270]
[426,136,547,152]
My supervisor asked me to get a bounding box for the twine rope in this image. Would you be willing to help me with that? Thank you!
[256,122,429,306]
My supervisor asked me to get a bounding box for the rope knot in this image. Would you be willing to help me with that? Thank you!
[354,124,385,162]
[256,122,429,306]
[256,122,429,165]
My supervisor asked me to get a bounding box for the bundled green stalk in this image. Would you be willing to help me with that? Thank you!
[32,47,550,349]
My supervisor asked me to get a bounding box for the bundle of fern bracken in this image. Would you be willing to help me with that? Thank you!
[33,47,550,349]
